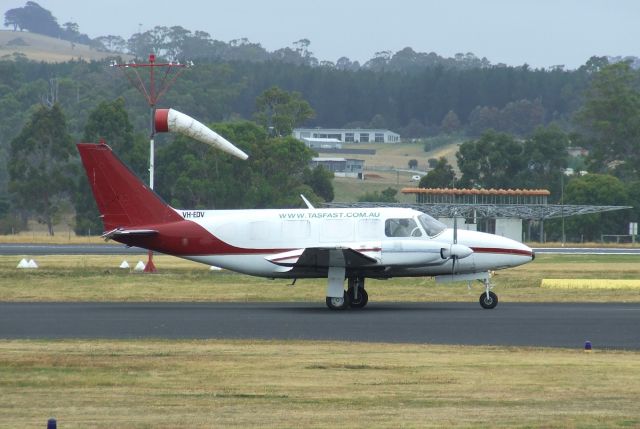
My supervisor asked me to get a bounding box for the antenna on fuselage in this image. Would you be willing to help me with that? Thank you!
[300,194,315,209]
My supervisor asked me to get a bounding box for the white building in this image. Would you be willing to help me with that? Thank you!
[310,157,365,178]
[294,128,401,143]
[301,137,342,149]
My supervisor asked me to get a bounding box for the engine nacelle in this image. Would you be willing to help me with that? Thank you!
[380,240,446,266]
[440,243,473,260]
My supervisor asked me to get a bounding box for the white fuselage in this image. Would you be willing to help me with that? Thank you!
[173,206,533,279]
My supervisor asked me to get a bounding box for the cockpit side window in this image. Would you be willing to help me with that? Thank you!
[385,218,422,237]
[418,213,446,237]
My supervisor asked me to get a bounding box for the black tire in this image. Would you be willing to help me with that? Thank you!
[479,291,498,309]
[326,291,350,310]
[348,287,369,309]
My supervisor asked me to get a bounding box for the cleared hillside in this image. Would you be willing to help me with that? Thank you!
[330,142,461,202]
[0,30,128,62]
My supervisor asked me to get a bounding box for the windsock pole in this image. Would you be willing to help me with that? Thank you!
[111,53,189,273]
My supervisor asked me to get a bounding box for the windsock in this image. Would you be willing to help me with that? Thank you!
[155,108,249,160]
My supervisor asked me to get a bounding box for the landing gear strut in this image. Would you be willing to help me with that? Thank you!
[479,278,498,309]
[347,277,368,309]
[325,277,368,310]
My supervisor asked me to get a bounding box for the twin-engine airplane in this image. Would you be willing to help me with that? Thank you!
[78,109,534,310]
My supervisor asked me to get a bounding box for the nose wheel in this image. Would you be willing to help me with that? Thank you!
[478,277,498,309]
[479,291,498,309]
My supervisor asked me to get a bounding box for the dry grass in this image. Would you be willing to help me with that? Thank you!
[2,254,640,303]
[0,30,130,62]
[343,142,460,170]
[0,340,638,428]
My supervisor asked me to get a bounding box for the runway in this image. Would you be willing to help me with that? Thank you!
[1,302,638,349]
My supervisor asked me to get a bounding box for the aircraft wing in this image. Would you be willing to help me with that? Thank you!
[266,246,379,269]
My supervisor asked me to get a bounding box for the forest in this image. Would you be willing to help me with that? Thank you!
[2,2,640,241]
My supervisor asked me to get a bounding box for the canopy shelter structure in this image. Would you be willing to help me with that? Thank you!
[324,187,631,242]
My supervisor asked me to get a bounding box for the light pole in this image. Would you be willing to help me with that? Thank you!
[111,54,189,271]
[561,170,565,247]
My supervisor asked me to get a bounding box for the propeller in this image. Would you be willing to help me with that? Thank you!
[439,210,473,274]
[452,212,458,274]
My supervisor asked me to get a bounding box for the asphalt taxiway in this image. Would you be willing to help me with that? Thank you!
[1,302,638,349]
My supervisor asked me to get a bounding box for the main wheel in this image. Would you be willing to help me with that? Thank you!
[479,291,498,309]
[348,287,369,309]
[326,291,350,310]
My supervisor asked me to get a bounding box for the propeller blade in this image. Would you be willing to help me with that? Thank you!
[453,212,458,244]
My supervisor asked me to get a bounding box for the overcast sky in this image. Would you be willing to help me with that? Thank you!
[4,0,640,69]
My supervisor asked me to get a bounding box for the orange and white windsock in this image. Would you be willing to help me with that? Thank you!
[154,108,249,160]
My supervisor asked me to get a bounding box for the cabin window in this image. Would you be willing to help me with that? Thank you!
[282,220,311,239]
[320,219,354,242]
[418,214,446,237]
[385,218,422,237]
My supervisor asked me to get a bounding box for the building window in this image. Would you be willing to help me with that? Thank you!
[300,132,310,138]
[359,133,369,143]
[345,133,354,142]
[375,133,384,142]
[327,133,342,140]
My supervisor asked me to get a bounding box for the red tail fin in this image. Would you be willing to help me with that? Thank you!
[77,142,182,231]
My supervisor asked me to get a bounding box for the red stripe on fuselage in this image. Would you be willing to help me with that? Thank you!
[471,247,533,257]
[113,218,292,256]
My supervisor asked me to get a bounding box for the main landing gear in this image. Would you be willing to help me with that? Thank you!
[326,277,368,310]
[479,277,498,309]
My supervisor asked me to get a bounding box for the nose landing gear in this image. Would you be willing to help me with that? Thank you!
[479,277,498,309]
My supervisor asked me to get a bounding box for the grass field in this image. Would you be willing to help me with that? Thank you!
[0,340,638,428]
[1,253,640,303]
[2,253,640,427]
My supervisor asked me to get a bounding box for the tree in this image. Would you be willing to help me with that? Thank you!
[440,110,461,134]
[8,104,74,235]
[562,174,629,241]
[456,130,525,189]
[358,187,398,203]
[156,121,321,209]
[408,159,418,169]
[4,8,24,31]
[74,98,147,235]
[575,62,640,180]
[303,166,334,202]
[254,86,315,136]
[419,157,456,188]
[500,99,545,136]
[5,2,61,38]
[516,126,569,200]
[467,106,500,136]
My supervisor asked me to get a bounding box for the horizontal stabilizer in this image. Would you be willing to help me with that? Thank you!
[102,228,159,240]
